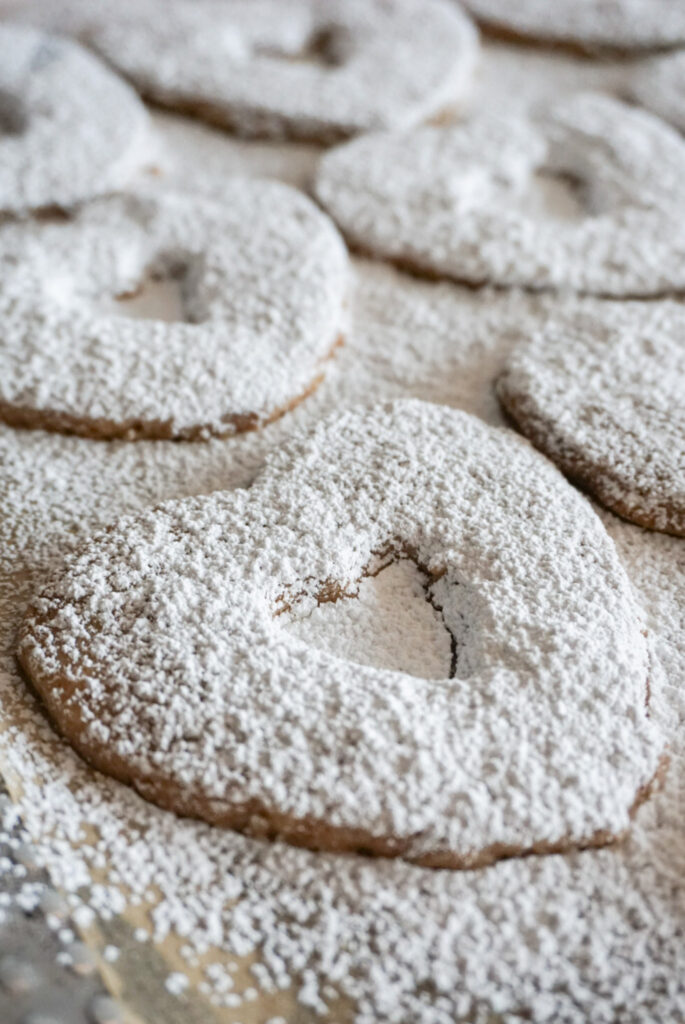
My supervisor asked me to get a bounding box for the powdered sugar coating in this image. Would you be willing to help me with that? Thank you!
[18,400,663,867]
[630,51,685,133]
[496,300,685,537]
[0,0,479,142]
[464,0,685,53]
[0,182,347,439]
[315,91,685,297]
[0,24,149,215]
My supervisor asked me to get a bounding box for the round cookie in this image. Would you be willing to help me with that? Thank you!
[0,24,149,215]
[0,182,347,439]
[629,51,685,133]
[18,400,664,868]
[315,91,685,297]
[463,0,685,54]
[497,301,685,537]
[0,0,479,143]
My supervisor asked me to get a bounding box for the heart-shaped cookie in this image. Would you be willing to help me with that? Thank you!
[0,182,347,439]
[18,401,665,867]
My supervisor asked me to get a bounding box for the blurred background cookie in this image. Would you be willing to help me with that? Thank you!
[464,0,685,53]
[0,0,479,142]
[315,91,685,296]
[0,24,149,215]
[0,183,347,439]
[497,300,685,535]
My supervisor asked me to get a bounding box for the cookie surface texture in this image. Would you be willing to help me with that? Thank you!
[315,91,685,297]
[0,183,347,439]
[630,51,685,133]
[0,0,479,142]
[497,300,685,536]
[18,400,664,868]
[0,24,149,215]
[464,0,685,53]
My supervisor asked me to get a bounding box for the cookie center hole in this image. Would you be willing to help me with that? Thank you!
[98,262,194,324]
[0,92,27,136]
[516,170,587,221]
[282,557,456,680]
[257,25,350,68]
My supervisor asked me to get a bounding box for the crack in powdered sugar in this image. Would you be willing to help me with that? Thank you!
[1,265,685,1021]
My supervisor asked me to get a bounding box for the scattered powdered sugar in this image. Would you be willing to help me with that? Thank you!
[0,181,347,438]
[0,24,150,215]
[315,91,685,296]
[629,50,685,133]
[496,299,685,536]
[1,256,684,1019]
[464,0,685,52]
[0,0,479,143]
[164,971,189,996]
[0,785,121,1022]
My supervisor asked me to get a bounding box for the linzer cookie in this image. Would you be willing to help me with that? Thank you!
[0,0,479,142]
[497,300,685,536]
[0,24,149,215]
[315,91,685,296]
[18,400,664,868]
[0,182,347,439]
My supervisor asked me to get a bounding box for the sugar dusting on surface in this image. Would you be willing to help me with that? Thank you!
[0,46,684,1024]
